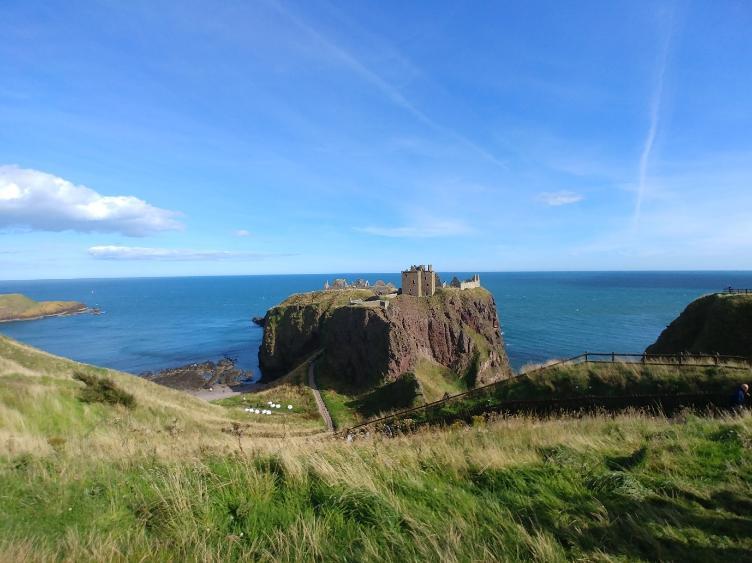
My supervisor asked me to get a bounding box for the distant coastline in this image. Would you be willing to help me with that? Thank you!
[2,272,752,374]
[0,293,93,323]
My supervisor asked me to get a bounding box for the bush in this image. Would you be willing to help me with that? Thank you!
[73,372,136,409]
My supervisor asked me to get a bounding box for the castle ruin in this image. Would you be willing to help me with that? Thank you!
[448,274,481,290]
[401,264,439,297]
[402,265,481,297]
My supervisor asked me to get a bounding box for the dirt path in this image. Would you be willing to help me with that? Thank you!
[308,360,334,432]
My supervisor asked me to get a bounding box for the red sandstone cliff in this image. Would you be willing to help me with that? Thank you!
[259,288,510,388]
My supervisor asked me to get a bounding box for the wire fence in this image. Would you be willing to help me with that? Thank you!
[337,351,751,437]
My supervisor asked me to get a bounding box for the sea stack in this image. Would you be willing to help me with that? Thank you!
[258,266,511,389]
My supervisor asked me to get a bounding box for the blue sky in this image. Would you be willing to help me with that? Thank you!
[1,0,751,279]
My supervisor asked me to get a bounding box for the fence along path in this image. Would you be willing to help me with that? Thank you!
[337,352,751,437]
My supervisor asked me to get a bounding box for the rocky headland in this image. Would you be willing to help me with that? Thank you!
[646,292,752,357]
[0,293,91,323]
[258,287,510,390]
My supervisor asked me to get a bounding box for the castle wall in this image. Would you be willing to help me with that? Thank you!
[420,270,436,296]
[402,270,422,297]
[458,275,481,290]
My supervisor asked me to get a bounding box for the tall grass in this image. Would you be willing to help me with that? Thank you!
[1,411,750,561]
[3,334,752,561]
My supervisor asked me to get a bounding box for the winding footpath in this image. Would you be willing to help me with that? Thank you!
[308,360,334,433]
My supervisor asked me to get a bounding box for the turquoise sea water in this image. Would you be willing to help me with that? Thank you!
[1,272,751,377]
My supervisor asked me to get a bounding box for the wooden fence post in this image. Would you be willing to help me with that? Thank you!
[611,352,615,363]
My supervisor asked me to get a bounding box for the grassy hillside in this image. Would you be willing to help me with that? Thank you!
[647,293,752,356]
[213,357,325,433]
[389,360,751,429]
[313,359,463,430]
[2,336,751,561]
[0,335,321,458]
[3,406,751,560]
[0,293,87,322]
[413,357,467,402]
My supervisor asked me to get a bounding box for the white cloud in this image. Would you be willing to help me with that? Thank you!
[234,229,251,237]
[537,191,584,206]
[357,219,473,238]
[0,165,183,236]
[88,245,289,261]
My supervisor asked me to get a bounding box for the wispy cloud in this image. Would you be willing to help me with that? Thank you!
[356,219,473,238]
[234,229,251,237]
[270,2,506,169]
[634,12,675,224]
[537,191,584,206]
[0,165,182,236]
[88,245,291,261]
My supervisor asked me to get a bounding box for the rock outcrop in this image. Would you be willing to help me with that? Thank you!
[143,358,249,390]
[259,288,511,388]
[646,293,752,357]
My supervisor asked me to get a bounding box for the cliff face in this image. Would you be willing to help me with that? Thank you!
[259,288,511,387]
[646,293,752,357]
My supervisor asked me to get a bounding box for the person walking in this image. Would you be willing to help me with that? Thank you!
[731,383,749,413]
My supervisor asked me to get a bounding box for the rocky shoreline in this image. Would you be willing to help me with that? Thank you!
[143,357,254,392]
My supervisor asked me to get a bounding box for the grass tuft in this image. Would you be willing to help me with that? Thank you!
[73,372,137,409]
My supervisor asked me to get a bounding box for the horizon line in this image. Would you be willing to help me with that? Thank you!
[1,269,751,283]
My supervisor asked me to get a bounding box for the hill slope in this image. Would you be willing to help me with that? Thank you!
[647,293,752,357]
[0,335,277,456]
[1,336,751,560]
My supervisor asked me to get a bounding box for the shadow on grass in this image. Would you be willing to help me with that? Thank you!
[346,374,420,418]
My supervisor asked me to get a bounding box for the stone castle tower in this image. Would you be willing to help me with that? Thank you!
[401,264,438,297]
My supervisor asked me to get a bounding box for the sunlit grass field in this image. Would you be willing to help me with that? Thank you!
[1,335,751,561]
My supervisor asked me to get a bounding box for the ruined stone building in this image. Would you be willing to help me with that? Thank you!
[449,274,481,290]
[401,264,439,297]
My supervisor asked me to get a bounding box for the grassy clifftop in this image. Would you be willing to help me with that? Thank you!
[0,293,87,322]
[647,293,752,357]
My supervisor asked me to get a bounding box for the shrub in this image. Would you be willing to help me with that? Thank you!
[73,372,136,409]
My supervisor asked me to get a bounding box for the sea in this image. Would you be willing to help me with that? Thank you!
[1,272,751,378]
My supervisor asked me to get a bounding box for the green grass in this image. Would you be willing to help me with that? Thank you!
[392,360,752,429]
[412,358,467,402]
[273,289,376,310]
[315,364,423,429]
[310,361,361,429]
[0,293,86,322]
[73,371,136,408]
[348,373,421,418]
[213,360,324,432]
[1,412,751,561]
[0,335,263,456]
[3,335,752,561]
